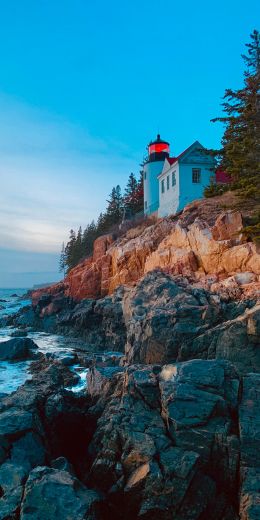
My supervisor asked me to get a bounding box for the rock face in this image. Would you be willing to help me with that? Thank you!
[31,208,260,306]
[0,359,100,519]
[239,373,260,520]
[55,286,127,351]
[123,271,260,374]
[0,334,259,518]
[0,337,39,361]
[86,360,241,519]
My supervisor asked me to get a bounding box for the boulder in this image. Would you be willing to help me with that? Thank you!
[0,485,24,520]
[0,337,39,361]
[20,466,101,520]
[10,432,46,470]
[10,329,28,337]
[87,366,125,398]
[212,211,243,240]
[0,409,35,437]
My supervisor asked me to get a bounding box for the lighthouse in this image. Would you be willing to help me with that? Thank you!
[143,134,170,215]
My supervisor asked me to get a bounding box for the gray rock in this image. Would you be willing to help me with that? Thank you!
[10,432,46,470]
[51,456,75,475]
[239,373,260,519]
[0,461,28,493]
[87,359,240,518]
[87,365,125,398]
[0,337,39,361]
[20,466,101,520]
[0,409,34,437]
[123,271,259,374]
[45,350,78,366]
[57,288,127,352]
[0,485,24,520]
[10,329,28,337]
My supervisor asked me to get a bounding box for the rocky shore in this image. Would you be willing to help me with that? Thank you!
[0,202,259,519]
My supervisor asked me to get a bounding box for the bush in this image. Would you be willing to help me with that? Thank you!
[242,211,260,245]
[204,182,229,198]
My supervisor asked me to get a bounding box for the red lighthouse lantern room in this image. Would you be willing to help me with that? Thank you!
[148,134,170,162]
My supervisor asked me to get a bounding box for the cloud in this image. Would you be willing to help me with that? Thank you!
[0,93,138,254]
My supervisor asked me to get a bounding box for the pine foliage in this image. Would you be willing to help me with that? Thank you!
[205,30,260,242]
[61,172,144,273]
[211,30,260,198]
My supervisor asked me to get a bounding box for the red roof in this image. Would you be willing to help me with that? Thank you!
[167,157,177,165]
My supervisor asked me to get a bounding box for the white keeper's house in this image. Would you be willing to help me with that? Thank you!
[143,134,216,217]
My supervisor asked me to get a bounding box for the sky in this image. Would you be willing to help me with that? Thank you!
[0,0,258,288]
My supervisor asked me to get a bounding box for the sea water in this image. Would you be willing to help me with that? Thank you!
[0,289,89,395]
[0,290,123,396]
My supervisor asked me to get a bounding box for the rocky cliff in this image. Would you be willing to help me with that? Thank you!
[2,198,259,519]
[32,199,260,309]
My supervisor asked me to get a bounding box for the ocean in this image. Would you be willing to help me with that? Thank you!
[0,289,88,395]
[0,288,31,318]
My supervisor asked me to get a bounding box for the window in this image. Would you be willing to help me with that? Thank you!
[172,171,176,187]
[145,201,147,209]
[192,168,201,183]
[161,179,165,194]
[167,175,170,190]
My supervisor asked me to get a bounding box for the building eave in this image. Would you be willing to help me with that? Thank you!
[157,161,179,179]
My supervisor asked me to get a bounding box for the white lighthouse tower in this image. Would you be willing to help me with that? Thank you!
[143,134,170,215]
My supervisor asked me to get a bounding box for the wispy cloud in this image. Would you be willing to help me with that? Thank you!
[0,93,138,254]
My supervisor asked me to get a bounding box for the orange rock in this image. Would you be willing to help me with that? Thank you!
[31,209,260,305]
[212,211,243,241]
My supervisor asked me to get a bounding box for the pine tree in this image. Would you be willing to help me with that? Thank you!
[64,229,77,271]
[208,30,260,242]
[96,212,106,235]
[134,170,144,213]
[74,226,83,264]
[212,30,260,198]
[124,173,138,216]
[105,185,123,228]
[82,220,97,257]
[59,242,66,278]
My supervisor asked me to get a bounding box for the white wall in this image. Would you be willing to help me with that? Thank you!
[158,163,180,217]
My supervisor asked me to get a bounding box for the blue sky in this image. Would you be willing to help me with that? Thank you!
[0,0,258,287]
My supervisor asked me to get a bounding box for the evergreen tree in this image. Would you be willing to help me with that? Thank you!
[212,30,260,198]
[64,229,77,271]
[135,170,144,213]
[82,220,97,257]
[74,226,83,264]
[96,212,106,235]
[59,242,66,278]
[60,172,145,274]
[123,173,138,216]
[105,185,123,228]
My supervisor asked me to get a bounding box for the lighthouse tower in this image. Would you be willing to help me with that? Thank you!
[143,134,170,215]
